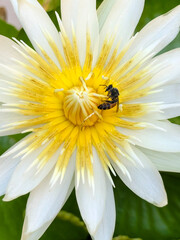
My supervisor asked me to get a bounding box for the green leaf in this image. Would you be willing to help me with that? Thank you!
[113,236,142,240]
[42,210,87,240]
[41,212,88,240]
[57,211,86,231]
[38,0,60,11]
[0,196,27,240]
[0,18,18,38]
[114,173,180,240]
[170,117,180,126]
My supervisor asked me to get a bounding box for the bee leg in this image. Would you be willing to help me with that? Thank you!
[116,100,123,112]
[116,99,119,112]
[100,76,110,89]
[102,76,110,85]
[107,92,111,97]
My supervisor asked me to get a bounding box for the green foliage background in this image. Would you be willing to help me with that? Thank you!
[0,0,180,239]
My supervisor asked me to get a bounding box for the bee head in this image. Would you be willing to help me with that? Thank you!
[105,84,113,92]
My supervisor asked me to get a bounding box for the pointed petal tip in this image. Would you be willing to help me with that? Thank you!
[156,197,168,208]
[3,190,20,202]
[153,191,168,208]
[3,195,13,202]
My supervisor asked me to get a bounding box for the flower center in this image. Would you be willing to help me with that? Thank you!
[63,84,101,126]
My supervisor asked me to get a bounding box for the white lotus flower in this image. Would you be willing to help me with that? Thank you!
[0,0,180,239]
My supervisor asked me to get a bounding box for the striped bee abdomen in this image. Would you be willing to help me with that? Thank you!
[98,102,117,110]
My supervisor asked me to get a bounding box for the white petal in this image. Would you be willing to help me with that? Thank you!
[99,0,144,52]
[123,6,180,62]
[139,147,180,173]
[0,127,28,137]
[129,50,180,120]
[0,35,27,82]
[142,106,180,121]
[0,135,30,196]
[97,0,116,30]
[0,109,35,126]
[148,84,180,120]
[21,158,75,240]
[10,0,62,66]
[75,148,106,234]
[137,84,180,119]
[9,0,19,16]
[0,155,19,196]
[61,0,99,65]
[0,108,38,136]
[158,106,180,120]
[128,49,180,98]
[0,80,23,104]
[113,145,167,207]
[146,48,180,87]
[93,177,115,240]
[118,120,180,152]
[0,34,30,104]
[4,144,61,201]
[0,35,22,67]
[139,84,180,104]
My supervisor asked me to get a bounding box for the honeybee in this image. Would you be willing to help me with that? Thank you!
[81,84,120,127]
[98,84,120,112]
